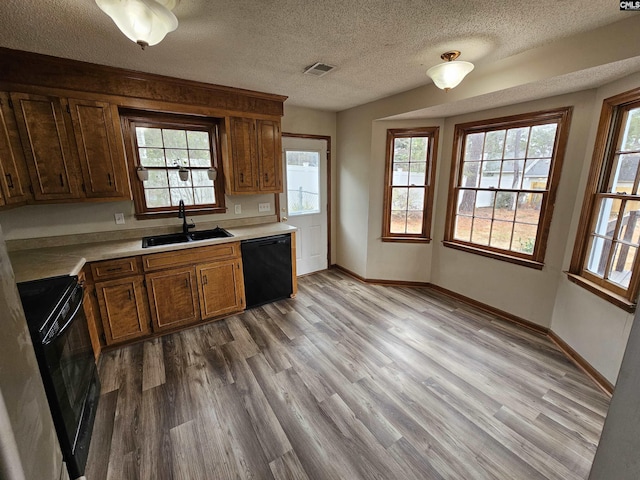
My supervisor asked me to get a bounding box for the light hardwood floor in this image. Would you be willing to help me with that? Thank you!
[86,269,609,480]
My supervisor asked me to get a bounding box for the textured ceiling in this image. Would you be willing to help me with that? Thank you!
[0,1,636,112]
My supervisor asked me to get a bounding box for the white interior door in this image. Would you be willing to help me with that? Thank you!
[280,137,328,276]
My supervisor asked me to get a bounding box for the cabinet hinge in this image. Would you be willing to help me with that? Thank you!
[66,104,71,114]
[100,333,106,344]
[28,185,34,195]
[143,279,147,288]
[81,183,86,193]
[7,97,13,109]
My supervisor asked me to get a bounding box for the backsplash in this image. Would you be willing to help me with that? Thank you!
[0,194,277,242]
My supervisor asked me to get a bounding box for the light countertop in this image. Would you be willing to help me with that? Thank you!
[10,223,296,283]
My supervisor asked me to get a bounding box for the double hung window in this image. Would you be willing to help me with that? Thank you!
[122,112,225,217]
[382,127,439,242]
[444,108,572,267]
[570,89,640,310]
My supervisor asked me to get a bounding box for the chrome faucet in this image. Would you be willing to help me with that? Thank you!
[178,200,195,234]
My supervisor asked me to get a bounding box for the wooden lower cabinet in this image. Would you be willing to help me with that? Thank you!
[88,241,252,347]
[95,275,151,345]
[197,258,245,318]
[146,266,200,332]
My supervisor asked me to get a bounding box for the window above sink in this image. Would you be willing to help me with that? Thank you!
[121,111,226,219]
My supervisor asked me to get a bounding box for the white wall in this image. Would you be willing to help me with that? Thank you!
[365,118,445,283]
[588,306,640,479]
[549,72,640,384]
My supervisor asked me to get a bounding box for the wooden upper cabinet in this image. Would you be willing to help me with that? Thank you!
[0,93,31,206]
[256,119,282,191]
[226,116,282,194]
[10,92,81,201]
[229,116,258,193]
[68,98,130,199]
[146,266,200,332]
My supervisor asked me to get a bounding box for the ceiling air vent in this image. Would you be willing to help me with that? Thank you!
[303,62,336,77]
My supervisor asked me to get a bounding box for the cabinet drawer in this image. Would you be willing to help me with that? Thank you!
[90,257,140,280]
[143,242,240,272]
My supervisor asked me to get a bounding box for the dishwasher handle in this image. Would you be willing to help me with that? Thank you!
[241,234,290,247]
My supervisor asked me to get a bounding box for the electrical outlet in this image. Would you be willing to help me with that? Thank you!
[114,213,125,225]
[258,202,271,212]
[234,204,242,214]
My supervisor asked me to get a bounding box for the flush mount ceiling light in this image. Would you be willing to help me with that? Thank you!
[95,0,179,50]
[426,51,474,91]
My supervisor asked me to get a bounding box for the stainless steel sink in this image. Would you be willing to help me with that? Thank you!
[142,227,232,248]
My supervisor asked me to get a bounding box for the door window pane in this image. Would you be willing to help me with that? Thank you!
[286,150,320,216]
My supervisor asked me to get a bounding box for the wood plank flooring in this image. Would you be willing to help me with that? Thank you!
[86,269,609,480]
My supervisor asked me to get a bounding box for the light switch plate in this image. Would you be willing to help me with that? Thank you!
[114,213,125,225]
[234,204,242,214]
[258,202,271,212]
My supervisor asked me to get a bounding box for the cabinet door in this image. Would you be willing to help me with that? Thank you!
[0,92,31,205]
[82,281,103,361]
[256,119,282,192]
[68,98,130,199]
[10,92,80,200]
[146,266,200,332]
[96,275,150,345]
[197,259,245,319]
[229,116,258,193]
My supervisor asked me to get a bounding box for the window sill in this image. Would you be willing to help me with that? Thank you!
[565,272,636,313]
[381,236,431,244]
[442,241,544,270]
[135,206,227,219]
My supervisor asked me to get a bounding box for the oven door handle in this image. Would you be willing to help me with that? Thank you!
[42,295,84,345]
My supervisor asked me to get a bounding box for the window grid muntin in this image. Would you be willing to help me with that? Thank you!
[390,134,428,236]
[578,102,640,298]
[383,128,438,241]
[134,125,217,209]
[445,107,571,266]
[453,121,558,258]
[585,192,640,289]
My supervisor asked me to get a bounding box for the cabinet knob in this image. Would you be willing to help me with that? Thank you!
[282,217,288,222]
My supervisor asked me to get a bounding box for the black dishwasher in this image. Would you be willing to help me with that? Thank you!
[241,234,293,308]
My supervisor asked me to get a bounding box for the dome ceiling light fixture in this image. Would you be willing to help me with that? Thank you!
[426,50,474,92]
[95,0,179,50]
